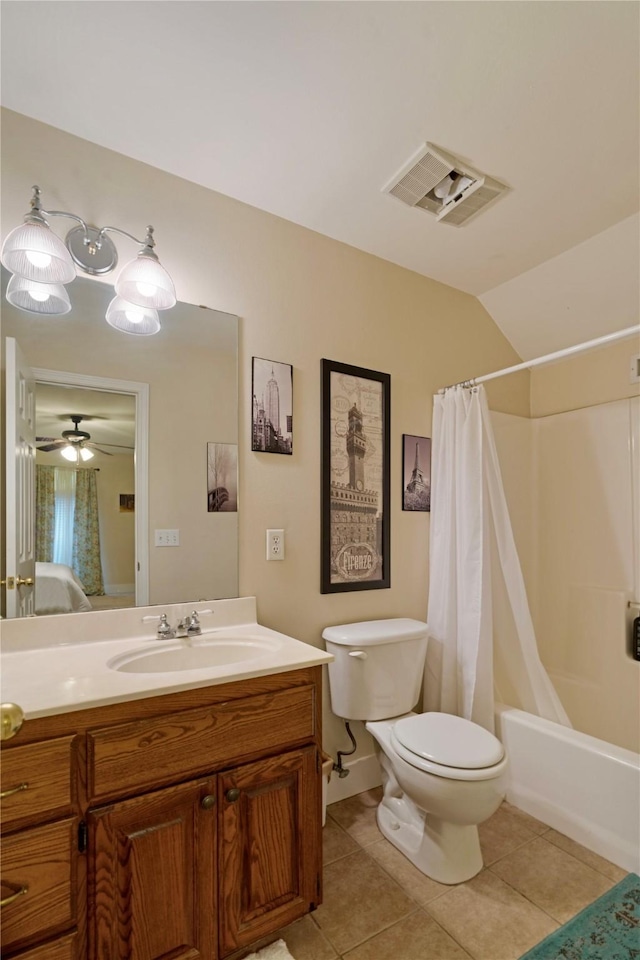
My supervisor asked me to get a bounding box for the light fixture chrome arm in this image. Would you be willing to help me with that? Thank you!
[98,224,159,260]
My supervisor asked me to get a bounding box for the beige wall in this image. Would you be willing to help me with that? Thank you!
[531,336,640,417]
[95,455,136,594]
[1,108,529,760]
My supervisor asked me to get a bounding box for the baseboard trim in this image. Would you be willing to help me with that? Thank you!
[326,753,382,806]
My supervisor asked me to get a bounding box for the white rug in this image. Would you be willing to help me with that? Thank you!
[243,939,295,960]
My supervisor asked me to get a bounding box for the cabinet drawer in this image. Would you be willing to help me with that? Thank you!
[0,737,75,831]
[11,932,78,960]
[88,683,316,801]
[0,818,77,952]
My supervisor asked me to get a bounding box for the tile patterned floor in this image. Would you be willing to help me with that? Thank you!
[268,788,627,960]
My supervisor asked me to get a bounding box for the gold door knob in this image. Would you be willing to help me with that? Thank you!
[15,577,34,587]
[201,794,216,810]
[1,704,25,741]
[225,788,241,803]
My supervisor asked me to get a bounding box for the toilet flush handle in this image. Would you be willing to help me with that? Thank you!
[348,650,367,659]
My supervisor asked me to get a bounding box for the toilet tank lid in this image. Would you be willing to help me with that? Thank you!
[322,618,428,646]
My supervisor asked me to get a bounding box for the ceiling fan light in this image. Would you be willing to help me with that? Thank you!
[106,296,161,336]
[2,220,76,284]
[115,254,176,310]
[6,274,72,316]
[61,444,79,462]
[79,446,94,461]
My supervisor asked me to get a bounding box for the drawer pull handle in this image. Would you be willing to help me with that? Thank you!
[0,881,28,907]
[1,703,25,741]
[0,782,28,799]
[225,788,241,803]
[201,794,216,810]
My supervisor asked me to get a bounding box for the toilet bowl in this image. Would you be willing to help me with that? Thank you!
[367,712,507,884]
[323,618,508,885]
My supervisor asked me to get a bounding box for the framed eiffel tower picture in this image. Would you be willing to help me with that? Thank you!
[402,434,431,511]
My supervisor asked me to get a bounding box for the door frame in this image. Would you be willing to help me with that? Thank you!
[31,366,150,607]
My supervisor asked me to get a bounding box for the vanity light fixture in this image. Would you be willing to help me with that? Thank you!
[1,186,175,334]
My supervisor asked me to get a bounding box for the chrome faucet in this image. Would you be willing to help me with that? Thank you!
[186,611,201,636]
[156,614,176,640]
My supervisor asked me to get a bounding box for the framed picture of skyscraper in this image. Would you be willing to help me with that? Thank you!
[251,357,293,455]
[321,359,390,593]
[402,434,431,511]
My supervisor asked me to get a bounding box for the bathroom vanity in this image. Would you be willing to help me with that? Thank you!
[0,598,332,960]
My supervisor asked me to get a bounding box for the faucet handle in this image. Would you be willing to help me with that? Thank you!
[187,611,202,636]
[157,613,175,640]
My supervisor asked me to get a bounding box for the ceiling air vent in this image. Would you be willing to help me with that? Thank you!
[383,143,506,226]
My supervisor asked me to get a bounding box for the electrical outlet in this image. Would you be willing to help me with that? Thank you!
[266,529,285,561]
[155,529,180,547]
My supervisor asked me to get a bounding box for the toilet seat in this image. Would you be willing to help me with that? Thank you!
[390,712,507,782]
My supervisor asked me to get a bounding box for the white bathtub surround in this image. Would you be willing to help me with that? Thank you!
[493,397,640,754]
[425,384,570,733]
[496,704,640,874]
[0,596,332,719]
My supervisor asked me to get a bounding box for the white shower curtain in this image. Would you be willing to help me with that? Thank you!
[424,385,570,732]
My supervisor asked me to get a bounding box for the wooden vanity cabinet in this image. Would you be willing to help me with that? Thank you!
[1,666,323,960]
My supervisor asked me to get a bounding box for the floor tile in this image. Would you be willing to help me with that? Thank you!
[478,802,543,866]
[326,787,383,847]
[323,814,359,865]
[367,837,450,906]
[499,801,550,836]
[543,828,628,883]
[277,915,339,960]
[426,868,558,960]
[314,849,415,954]
[489,835,616,924]
[342,909,472,960]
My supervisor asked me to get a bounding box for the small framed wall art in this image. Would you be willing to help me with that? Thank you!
[402,434,431,511]
[207,442,238,512]
[321,358,390,593]
[251,357,293,454]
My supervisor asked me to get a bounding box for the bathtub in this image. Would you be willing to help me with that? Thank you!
[495,704,640,874]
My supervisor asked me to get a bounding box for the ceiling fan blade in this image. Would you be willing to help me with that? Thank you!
[36,436,59,443]
[92,446,114,456]
[37,441,65,452]
[87,441,135,451]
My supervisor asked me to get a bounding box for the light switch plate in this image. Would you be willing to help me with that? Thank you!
[155,529,180,547]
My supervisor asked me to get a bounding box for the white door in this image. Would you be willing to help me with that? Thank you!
[5,337,36,617]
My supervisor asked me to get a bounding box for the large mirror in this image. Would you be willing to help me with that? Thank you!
[1,268,238,618]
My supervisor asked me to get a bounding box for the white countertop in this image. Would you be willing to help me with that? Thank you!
[0,597,333,720]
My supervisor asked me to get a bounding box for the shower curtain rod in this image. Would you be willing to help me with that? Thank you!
[439,324,640,393]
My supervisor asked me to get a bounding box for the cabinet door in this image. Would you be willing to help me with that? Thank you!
[218,746,320,957]
[88,778,217,960]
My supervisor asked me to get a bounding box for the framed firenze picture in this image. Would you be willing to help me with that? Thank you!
[321,359,390,593]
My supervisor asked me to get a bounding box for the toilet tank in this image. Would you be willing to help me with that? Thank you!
[322,619,428,721]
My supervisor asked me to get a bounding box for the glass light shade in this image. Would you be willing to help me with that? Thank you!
[61,445,79,462]
[105,296,161,336]
[1,221,76,283]
[79,446,94,461]
[115,254,176,310]
[6,274,72,316]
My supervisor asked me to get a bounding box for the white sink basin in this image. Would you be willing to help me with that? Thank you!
[109,634,282,674]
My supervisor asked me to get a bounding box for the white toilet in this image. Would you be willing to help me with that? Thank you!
[323,618,508,884]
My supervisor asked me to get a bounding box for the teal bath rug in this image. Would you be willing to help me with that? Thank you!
[520,872,639,960]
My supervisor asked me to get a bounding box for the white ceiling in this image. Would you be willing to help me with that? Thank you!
[2,1,639,359]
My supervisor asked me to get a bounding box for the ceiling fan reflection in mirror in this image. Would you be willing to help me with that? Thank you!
[37,414,134,462]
